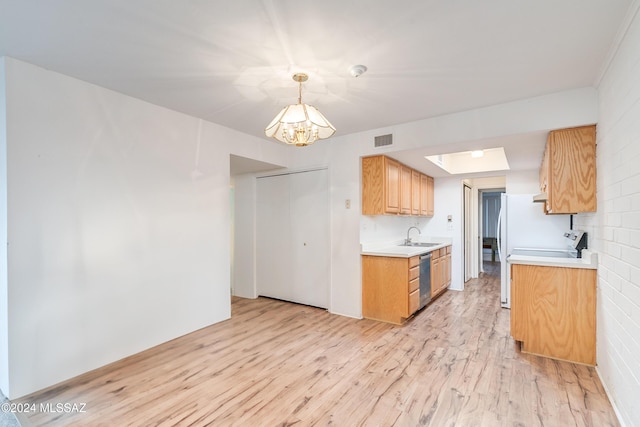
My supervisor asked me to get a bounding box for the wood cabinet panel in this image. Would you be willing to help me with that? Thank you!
[430,246,451,298]
[411,170,421,215]
[400,165,412,215]
[362,156,401,215]
[419,174,428,216]
[409,255,420,269]
[541,125,596,214]
[431,257,441,298]
[510,264,596,365]
[443,251,451,289]
[419,174,434,217]
[385,158,401,214]
[426,175,434,217]
[409,265,419,282]
[409,277,419,293]
[409,289,420,315]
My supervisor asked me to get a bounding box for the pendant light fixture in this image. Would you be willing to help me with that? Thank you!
[264,73,336,147]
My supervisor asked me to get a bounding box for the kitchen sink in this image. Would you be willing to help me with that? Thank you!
[399,242,439,247]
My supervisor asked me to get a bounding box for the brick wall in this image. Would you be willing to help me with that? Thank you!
[574,4,640,425]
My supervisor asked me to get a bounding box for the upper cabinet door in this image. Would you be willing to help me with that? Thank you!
[411,171,421,215]
[400,165,412,215]
[542,125,596,214]
[419,174,434,217]
[426,175,434,217]
[384,157,401,214]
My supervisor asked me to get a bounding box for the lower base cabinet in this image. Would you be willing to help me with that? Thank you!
[362,255,419,325]
[362,247,452,324]
[510,264,596,366]
[431,246,451,298]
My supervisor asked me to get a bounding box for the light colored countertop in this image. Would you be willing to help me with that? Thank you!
[508,249,598,270]
[361,239,451,258]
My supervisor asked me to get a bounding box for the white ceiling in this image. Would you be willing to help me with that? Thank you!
[0,0,632,175]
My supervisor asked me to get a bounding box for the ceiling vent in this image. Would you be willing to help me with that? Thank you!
[374,134,393,148]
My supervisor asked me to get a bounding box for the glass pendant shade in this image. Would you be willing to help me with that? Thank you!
[264,73,336,147]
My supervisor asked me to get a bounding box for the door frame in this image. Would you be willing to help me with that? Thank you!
[463,184,473,282]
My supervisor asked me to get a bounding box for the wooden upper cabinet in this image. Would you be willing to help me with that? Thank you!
[362,155,434,216]
[362,156,398,215]
[426,175,434,217]
[400,165,412,215]
[385,157,401,213]
[541,125,596,214]
[419,174,434,217]
[410,170,421,215]
[419,174,429,216]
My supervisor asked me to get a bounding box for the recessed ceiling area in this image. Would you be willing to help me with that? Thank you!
[425,147,510,175]
[390,131,548,178]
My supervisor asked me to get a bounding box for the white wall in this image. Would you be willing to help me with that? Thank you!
[0,57,288,399]
[575,3,640,425]
[505,169,540,194]
[0,57,9,395]
[232,174,257,299]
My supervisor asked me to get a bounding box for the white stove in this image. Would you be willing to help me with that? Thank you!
[510,230,587,259]
[510,248,576,258]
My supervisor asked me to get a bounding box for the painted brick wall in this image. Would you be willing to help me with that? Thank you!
[574,4,640,425]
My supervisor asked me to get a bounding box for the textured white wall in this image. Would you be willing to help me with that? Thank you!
[575,3,640,425]
[0,57,9,395]
[1,58,287,399]
[232,174,257,299]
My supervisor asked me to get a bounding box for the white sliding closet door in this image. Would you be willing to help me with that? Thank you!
[256,169,329,309]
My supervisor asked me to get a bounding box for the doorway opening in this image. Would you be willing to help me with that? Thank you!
[461,177,506,288]
[479,190,504,277]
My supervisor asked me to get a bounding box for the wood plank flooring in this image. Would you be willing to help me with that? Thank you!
[17,262,618,426]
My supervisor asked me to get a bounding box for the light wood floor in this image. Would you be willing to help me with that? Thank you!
[18,262,618,426]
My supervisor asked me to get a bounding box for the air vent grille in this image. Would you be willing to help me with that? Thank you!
[374,134,393,147]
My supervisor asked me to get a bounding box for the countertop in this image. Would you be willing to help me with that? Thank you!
[508,249,598,270]
[361,240,451,258]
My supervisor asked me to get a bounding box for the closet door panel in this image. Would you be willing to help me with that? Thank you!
[256,170,329,308]
[289,169,329,308]
[256,174,292,302]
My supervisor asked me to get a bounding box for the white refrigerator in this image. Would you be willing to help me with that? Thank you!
[497,194,570,308]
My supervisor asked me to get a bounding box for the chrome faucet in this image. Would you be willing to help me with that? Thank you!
[406,226,421,245]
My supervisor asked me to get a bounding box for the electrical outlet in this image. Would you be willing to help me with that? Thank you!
[345,199,351,209]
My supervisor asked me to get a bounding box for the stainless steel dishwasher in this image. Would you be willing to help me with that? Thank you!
[419,252,432,309]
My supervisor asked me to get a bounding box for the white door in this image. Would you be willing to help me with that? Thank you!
[256,169,329,309]
[464,184,472,282]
